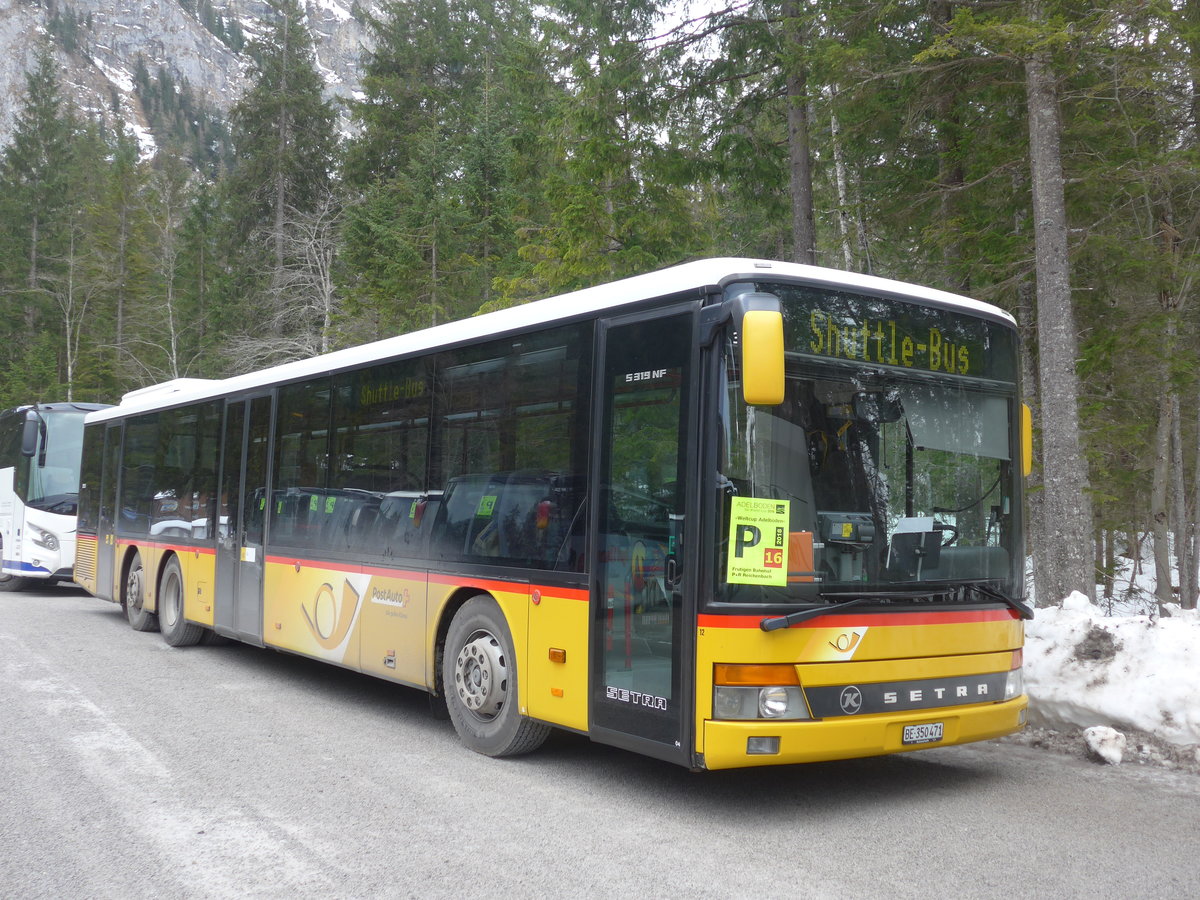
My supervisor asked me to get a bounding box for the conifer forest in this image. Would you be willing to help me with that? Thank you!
[1,1,1198,608]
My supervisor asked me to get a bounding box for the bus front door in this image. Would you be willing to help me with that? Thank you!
[214,395,272,645]
[94,423,121,598]
[590,308,695,766]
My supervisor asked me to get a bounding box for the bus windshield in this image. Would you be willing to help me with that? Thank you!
[717,284,1021,603]
[18,410,89,514]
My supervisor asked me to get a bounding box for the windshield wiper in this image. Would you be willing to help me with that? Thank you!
[956,581,1034,621]
[759,582,1033,631]
[760,596,876,631]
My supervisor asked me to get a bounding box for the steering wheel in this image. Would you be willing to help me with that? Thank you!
[938,523,958,547]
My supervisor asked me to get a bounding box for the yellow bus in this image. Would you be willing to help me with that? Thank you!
[75,258,1030,769]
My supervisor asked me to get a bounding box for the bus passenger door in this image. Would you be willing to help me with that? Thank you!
[214,395,272,646]
[94,423,121,598]
[590,308,695,766]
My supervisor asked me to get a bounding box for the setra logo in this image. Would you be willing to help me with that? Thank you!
[839,685,864,715]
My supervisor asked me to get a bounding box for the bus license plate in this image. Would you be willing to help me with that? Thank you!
[902,722,944,745]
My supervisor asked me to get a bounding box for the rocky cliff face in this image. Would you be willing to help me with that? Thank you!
[0,0,372,152]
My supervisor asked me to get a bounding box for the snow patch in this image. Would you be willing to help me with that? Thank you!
[1083,726,1127,765]
[313,0,354,23]
[93,57,134,94]
[1025,594,1200,747]
[129,121,158,160]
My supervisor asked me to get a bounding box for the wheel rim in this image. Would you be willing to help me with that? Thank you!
[453,629,508,720]
[126,565,143,612]
[161,571,180,628]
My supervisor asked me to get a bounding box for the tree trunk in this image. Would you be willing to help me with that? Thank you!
[1151,389,1173,607]
[1187,0,1200,140]
[1170,392,1192,608]
[1017,276,1047,606]
[1189,398,1200,610]
[26,212,40,334]
[273,9,291,282]
[1103,527,1115,602]
[783,1,816,265]
[1023,13,1095,602]
[828,88,853,270]
[932,0,968,293]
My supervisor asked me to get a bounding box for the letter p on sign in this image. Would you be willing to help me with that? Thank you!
[734,524,761,558]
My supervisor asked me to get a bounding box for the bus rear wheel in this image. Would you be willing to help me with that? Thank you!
[124,553,158,632]
[443,596,550,757]
[158,557,203,647]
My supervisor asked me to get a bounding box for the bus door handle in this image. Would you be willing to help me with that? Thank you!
[665,557,681,589]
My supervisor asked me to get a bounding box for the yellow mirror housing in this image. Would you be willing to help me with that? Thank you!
[1021,403,1033,477]
[742,309,785,406]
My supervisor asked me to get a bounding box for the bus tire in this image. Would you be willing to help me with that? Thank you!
[0,573,31,592]
[443,595,550,757]
[158,556,203,647]
[124,552,158,633]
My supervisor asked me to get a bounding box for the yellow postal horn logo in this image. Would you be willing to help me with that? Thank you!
[302,580,360,650]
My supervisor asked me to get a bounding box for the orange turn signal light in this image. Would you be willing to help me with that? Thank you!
[714,664,801,686]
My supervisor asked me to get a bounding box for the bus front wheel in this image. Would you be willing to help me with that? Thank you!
[443,596,550,757]
[124,553,158,632]
[0,573,31,592]
[158,556,203,647]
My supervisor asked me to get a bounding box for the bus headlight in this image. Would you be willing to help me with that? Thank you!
[1004,649,1024,700]
[1004,667,1024,700]
[713,665,811,720]
[29,524,59,553]
[759,685,803,718]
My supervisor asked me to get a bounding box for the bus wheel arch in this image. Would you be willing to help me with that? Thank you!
[441,593,550,757]
[122,548,158,632]
[158,553,203,647]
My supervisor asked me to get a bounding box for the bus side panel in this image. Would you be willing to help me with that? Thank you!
[694,613,1025,769]
[262,556,364,670]
[137,543,166,613]
[0,466,21,577]
[526,587,589,732]
[75,534,100,596]
[357,566,428,688]
[179,547,216,627]
[427,577,530,712]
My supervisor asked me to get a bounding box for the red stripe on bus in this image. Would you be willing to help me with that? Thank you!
[265,555,364,576]
[697,608,1019,629]
[260,555,589,602]
[427,572,588,602]
[120,541,216,557]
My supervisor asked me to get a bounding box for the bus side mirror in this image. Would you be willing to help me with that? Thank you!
[21,410,41,459]
[735,293,785,407]
[1021,403,1033,477]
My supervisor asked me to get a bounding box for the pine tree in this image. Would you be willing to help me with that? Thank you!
[227,0,337,274]
[0,45,78,340]
[84,128,150,393]
[222,0,339,359]
[510,0,697,296]
[343,0,557,328]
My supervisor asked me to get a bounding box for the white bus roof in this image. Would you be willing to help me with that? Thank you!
[88,257,1014,423]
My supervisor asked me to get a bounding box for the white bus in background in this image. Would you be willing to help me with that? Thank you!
[0,402,109,591]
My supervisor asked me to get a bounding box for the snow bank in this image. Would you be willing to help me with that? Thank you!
[1024,591,1200,747]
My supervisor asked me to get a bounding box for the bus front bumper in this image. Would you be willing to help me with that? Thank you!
[700,696,1028,770]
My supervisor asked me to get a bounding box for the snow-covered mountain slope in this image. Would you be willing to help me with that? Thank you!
[0,0,372,152]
